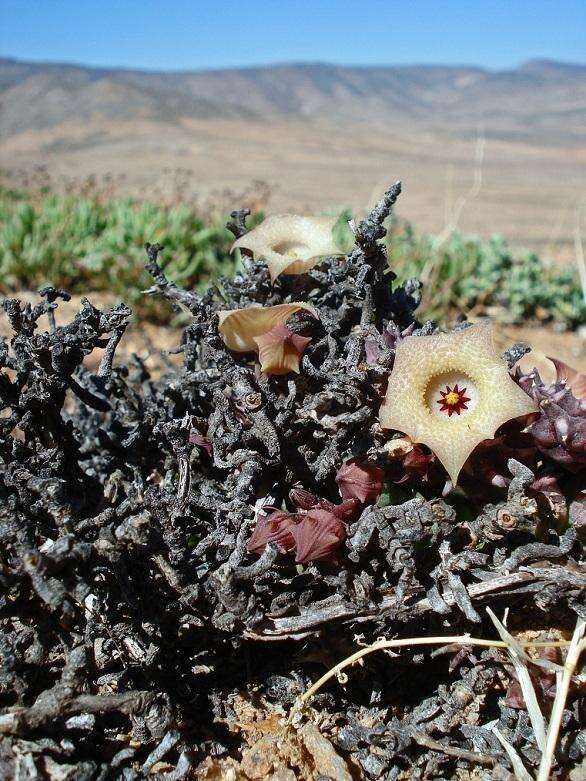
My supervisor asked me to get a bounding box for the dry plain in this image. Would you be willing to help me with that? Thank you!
[2,115,585,262]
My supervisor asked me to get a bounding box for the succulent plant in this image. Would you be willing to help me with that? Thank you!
[518,368,586,472]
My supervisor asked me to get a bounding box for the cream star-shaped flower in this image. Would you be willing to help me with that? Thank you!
[379,323,537,484]
[232,215,345,281]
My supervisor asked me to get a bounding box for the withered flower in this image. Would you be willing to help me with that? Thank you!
[379,323,537,484]
[289,488,359,520]
[231,215,344,281]
[246,491,359,563]
[335,458,383,503]
[246,510,297,554]
[291,508,346,564]
[394,446,435,484]
[218,302,317,375]
[253,324,311,375]
[289,494,358,563]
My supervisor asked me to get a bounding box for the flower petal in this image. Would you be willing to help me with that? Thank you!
[253,324,312,375]
[336,458,383,503]
[247,510,297,554]
[232,215,345,281]
[218,302,317,352]
[291,509,346,563]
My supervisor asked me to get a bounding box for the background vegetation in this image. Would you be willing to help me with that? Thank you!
[1,185,584,327]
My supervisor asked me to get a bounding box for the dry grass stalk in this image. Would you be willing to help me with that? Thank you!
[536,618,586,781]
[289,632,570,722]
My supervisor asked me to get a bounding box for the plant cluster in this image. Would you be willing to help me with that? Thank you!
[0,185,258,319]
[1,184,584,328]
[389,225,586,327]
[0,184,584,779]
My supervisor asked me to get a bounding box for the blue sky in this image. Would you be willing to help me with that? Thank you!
[1,0,584,71]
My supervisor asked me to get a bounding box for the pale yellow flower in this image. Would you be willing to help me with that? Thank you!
[232,215,344,281]
[379,323,537,484]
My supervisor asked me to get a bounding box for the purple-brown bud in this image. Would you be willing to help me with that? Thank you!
[290,508,346,564]
[335,458,383,503]
[289,487,320,511]
[189,433,213,457]
[246,510,297,555]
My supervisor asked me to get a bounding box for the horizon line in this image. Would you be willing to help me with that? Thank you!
[2,54,586,76]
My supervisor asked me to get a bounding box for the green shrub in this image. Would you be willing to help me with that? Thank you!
[0,187,583,328]
[0,187,259,318]
[387,225,586,327]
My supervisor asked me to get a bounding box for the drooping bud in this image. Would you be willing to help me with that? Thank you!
[289,488,320,511]
[290,489,359,519]
[335,458,383,503]
[253,324,311,375]
[246,510,297,555]
[290,508,346,563]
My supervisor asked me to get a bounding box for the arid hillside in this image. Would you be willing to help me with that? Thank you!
[1,57,585,259]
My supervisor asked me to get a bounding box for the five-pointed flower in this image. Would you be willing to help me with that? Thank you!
[231,215,345,281]
[379,323,537,484]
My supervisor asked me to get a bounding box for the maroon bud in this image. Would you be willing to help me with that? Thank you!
[246,510,297,555]
[391,446,434,484]
[364,336,383,365]
[335,458,383,503]
[189,433,213,457]
[332,498,361,521]
[291,509,346,564]
[289,488,320,511]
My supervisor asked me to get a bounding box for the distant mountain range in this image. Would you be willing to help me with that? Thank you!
[1,57,585,140]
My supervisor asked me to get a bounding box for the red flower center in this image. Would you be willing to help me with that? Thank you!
[437,384,471,417]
